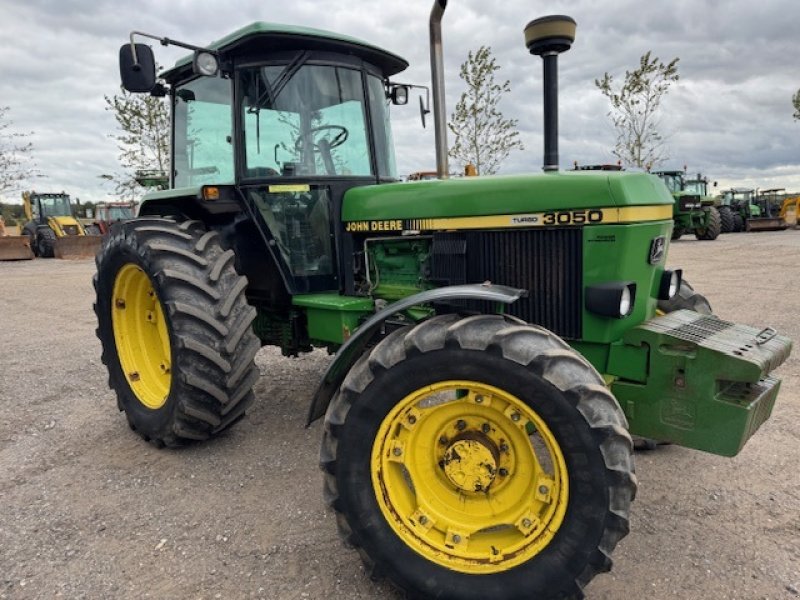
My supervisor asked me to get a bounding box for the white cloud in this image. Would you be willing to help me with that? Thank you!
[1,0,798,202]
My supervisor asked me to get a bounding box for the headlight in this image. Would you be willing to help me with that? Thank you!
[193,51,219,77]
[585,282,637,319]
[658,269,683,300]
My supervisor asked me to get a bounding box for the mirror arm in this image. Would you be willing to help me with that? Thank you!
[128,31,216,69]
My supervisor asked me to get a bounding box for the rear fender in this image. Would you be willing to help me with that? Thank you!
[306,283,527,425]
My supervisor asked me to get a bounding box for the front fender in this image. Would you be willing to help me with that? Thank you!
[306,283,526,425]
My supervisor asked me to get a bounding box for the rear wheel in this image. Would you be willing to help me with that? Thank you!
[718,206,734,233]
[732,213,744,232]
[671,225,684,240]
[94,218,261,446]
[36,227,56,257]
[321,314,636,600]
[695,206,721,240]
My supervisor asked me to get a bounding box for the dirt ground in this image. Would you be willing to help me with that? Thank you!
[1,231,798,600]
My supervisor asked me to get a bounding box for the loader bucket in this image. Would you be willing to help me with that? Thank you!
[0,236,34,261]
[53,235,103,259]
[746,217,787,232]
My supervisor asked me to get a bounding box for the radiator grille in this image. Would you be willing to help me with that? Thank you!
[431,229,583,338]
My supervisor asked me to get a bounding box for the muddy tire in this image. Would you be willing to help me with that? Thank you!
[321,314,636,600]
[718,206,734,233]
[36,227,56,258]
[657,279,712,315]
[732,213,744,232]
[94,218,260,447]
[695,206,721,240]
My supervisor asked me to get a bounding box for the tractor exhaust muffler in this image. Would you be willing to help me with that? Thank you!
[524,16,576,172]
[429,0,449,179]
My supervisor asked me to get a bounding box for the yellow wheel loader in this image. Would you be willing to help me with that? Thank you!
[20,191,103,259]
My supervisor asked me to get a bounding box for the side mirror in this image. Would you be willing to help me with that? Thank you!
[119,43,156,93]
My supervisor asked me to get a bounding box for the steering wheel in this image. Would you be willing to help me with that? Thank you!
[294,125,349,153]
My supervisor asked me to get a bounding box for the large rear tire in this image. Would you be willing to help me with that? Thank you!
[321,314,636,600]
[94,218,260,446]
[732,213,744,232]
[718,206,734,233]
[36,227,56,258]
[695,206,721,240]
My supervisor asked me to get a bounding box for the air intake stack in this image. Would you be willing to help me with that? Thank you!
[524,16,576,172]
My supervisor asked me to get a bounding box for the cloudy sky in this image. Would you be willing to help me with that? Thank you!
[1,0,798,203]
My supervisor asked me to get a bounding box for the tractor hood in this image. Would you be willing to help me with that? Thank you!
[343,172,674,223]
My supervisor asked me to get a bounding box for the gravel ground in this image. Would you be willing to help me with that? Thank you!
[1,230,798,599]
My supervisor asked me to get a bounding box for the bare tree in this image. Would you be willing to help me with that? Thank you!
[0,106,38,195]
[448,46,524,175]
[595,52,680,169]
[105,88,169,200]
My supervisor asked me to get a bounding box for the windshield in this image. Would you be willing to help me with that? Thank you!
[683,181,707,196]
[241,63,374,177]
[38,195,72,218]
[658,174,683,194]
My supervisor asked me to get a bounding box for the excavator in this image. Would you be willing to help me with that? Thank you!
[20,191,103,258]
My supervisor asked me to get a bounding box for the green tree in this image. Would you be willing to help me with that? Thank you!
[104,87,169,200]
[0,106,38,195]
[793,88,800,121]
[595,51,680,169]
[448,46,523,175]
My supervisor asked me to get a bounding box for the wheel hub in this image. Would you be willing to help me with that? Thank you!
[442,438,497,492]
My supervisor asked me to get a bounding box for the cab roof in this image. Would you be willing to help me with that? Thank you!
[161,21,409,83]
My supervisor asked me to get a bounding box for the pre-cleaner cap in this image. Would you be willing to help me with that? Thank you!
[524,15,576,55]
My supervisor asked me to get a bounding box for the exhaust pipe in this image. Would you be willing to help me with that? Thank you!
[524,16,576,172]
[429,0,449,179]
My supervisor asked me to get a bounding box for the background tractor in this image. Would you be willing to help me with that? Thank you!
[719,187,761,232]
[652,169,721,239]
[85,200,138,235]
[749,188,790,231]
[95,5,791,599]
[21,191,103,258]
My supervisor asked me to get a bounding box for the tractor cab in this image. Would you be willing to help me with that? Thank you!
[28,192,73,222]
[121,23,410,293]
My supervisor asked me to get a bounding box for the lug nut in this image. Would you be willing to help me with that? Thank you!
[393,447,403,457]
[481,423,490,434]
[456,420,467,431]
[475,395,483,403]
[499,443,509,453]
[511,412,521,422]
[539,485,549,495]
[419,515,428,525]
[452,534,461,544]
[408,415,417,425]
[498,468,508,477]
[439,436,448,445]
[522,518,532,528]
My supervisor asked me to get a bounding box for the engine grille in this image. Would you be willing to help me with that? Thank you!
[431,229,583,339]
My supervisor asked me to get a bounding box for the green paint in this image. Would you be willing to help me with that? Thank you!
[343,171,673,221]
[581,221,671,343]
[293,293,374,345]
[162,22,408,81]
[367,237,433,300]
[611,310,792,456]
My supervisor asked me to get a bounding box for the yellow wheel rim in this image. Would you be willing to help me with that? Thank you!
[112,264,171,409]
[371,381,569,574]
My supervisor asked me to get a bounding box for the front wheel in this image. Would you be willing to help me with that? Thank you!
[321,314,636,600]
[94,218,261,446]
[36,227,56,257]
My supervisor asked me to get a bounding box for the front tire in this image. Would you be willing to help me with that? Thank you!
[321,314,636,600]
[94,218,261,446]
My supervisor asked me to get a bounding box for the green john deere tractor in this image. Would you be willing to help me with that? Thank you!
[652,169,721,239]
[719,187,760,232]
[96,5,791,599]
